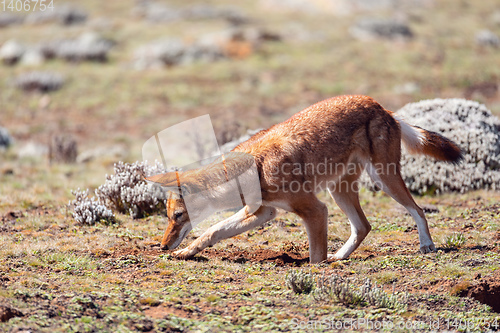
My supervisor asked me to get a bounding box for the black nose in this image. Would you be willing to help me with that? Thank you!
[160,244,168,250]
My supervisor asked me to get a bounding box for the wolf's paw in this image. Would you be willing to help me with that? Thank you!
[173,247,196,260]
[420,243,436,254]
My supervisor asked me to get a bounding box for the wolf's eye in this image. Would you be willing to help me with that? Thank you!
[173,211,184,220]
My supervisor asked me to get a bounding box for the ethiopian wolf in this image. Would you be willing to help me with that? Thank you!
[146,95,462,263]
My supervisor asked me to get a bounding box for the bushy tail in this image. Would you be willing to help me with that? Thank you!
[394,116,463,164]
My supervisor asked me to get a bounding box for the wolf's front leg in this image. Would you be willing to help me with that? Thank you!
[173,205,277,259]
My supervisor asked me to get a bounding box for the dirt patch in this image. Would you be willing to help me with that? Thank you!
[94,247,165,259]
[144,304,196,320]
[0,305,23,322]
[459,273,500,313]
[200,248,309,266]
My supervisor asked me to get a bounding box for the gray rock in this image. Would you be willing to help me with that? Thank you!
[0,126,13,150]
[17,141,48,159]
[25,5,87,25]
[133,28,277,69]
[20,48,45,66]
[0,13,24,27]
[14,71,64,92]
[134,2,246,24]
[53,32,114,62]
[475,29,500,48]
[350,18,413,41]
[0,39,25,65]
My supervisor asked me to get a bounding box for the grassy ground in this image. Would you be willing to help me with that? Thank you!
[1,0,500,331]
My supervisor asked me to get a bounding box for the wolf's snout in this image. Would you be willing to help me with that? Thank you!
[160,244,169,250]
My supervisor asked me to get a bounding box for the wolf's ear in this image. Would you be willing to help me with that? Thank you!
[144,172,179,188]
[180,183,191,196]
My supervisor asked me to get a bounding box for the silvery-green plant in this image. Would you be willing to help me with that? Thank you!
[398,99,500,194]
[313,275,407,310]
[95,160,169,218]
[286,269,315,294]
[444,232,467,249]
[71,160,170,223]
[360,99,500,194]
[70,189,114,225]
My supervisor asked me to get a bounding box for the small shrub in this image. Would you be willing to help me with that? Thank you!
[399,99,500,194]
[286,269,314,294]
[14,71,64,92]
[313,275,407,310]
[313,275,364,306]
[95,160,168,218]
[71,161,169,223]
[70,189,115,225]
[49,134,78,164]
[444,233,467,249]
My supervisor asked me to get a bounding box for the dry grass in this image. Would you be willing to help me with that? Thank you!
[1,0,500,331]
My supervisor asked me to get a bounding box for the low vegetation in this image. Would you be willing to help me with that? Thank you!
[1,0,500,331]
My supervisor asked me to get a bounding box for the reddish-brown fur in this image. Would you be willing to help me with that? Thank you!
[146,95,463,263]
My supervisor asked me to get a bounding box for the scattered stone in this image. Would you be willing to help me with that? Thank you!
[133,28,277,69]
[132,38,184,69]
[350,18,414,41]
[134,2,247,25]
[14,71,65,92]
[25,5,87,25]
[259,0,433,16]
[0,39,25,65]
[0,12,24,28]
[49,134,78,164]
[19,48,45,66]
[0,126,13,150]
[44,32,114,62]
[475,29,500,48]
[17,141,49,159]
